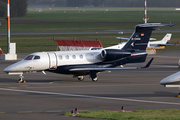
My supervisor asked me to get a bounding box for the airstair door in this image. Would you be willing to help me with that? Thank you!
[47,53,57,70]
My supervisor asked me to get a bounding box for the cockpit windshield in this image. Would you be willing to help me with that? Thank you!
[24,55,41,60]
[24,55,34,60]
[34,56,40,60]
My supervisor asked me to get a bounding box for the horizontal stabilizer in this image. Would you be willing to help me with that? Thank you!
[138,23,174,27]
[116,37,129,40]
[149,38,156,40]
[116,37,156,41]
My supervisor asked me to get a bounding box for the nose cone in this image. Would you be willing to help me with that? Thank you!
[4,64,18,73]
[4,60,25,73]
[160,71,180,85]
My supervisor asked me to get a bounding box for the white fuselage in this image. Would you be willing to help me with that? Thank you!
[4,23,172,82]
[4,50,104,74]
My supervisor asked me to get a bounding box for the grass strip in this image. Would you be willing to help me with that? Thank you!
[0,11,180,32]
[0,33,180,53]
[64,109,180,120]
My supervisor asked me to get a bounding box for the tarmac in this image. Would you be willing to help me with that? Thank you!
[0,51,180,120]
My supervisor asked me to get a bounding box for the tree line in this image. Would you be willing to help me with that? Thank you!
[28,0,180,7]
[1,0,179,18]
[0,0,27,18]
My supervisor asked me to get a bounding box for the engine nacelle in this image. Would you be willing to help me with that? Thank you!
[101,49,131,61]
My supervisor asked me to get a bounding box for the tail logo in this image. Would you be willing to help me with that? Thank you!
[131,42,134,47]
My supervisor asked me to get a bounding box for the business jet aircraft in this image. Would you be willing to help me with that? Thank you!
[160,72,180,86]
[147,33,172,49]
[113,33,172,49]
[4,23,173,83]
[160,71,180,95]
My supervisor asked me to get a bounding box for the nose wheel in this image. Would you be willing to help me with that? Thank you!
[17,74,26,83]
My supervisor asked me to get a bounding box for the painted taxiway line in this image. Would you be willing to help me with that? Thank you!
[18,111,33,114]
[0,88,180,106]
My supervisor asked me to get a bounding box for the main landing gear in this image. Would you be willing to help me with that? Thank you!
[90,71,98,82]
[77,76,84,81]
[17,74,26,83]
[91,77,98,82]
[75,74,98,82]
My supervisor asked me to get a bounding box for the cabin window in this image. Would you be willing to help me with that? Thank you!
[59,55,63,60]
[72,55,76,59]
[66,55,69,59]
[24,55,34,60]
[79,54,83,59]
[34,56,40,60]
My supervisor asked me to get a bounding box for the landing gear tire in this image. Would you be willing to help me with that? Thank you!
[17,74,26,83]
[17,79,26,83]
[77,76,84,81]
[92,77,98,82]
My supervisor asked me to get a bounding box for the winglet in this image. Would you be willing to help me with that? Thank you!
[143,58,154,68]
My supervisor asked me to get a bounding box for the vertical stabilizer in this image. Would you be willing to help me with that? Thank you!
[161,33,172,44]
[122,23,174,51]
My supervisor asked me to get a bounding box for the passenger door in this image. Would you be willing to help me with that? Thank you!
[47,53,57,70]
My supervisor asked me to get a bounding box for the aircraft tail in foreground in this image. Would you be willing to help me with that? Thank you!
[122,23,173,51]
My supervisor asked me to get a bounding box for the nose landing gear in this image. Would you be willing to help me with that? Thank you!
[17,74,26,83]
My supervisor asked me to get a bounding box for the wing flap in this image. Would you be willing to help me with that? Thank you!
[70,67,140,71]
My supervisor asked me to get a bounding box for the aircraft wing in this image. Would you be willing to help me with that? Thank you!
[158,44,171,46]
[70,58,154,71]
[165,44,180,46]
[154,44,180,46]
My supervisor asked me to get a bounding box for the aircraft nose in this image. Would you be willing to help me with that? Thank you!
[4,65,17,73]
[4,67,9,73]
[160,71,180,85]
[4,60,26,73]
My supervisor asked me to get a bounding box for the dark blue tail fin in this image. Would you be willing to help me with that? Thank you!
[122,23,174,51]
